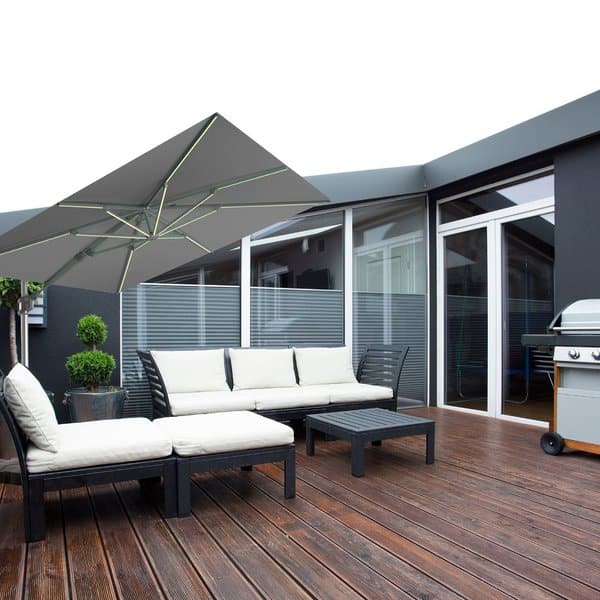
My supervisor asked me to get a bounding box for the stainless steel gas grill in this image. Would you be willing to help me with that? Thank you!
[523,299,600,455]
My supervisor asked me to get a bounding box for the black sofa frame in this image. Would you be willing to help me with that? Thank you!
[137,345,409,420]
[0,390,177,542]
[176,444,295,516]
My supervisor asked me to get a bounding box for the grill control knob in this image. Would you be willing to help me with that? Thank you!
[568,349,580,360]
[592,350,600,361]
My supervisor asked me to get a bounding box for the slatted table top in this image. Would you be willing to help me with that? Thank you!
[306,408,434,433]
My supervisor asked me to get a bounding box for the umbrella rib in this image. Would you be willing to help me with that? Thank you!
[220,202,318,209]
[58,164,290,230]
[182,234,211,253]
[158,192,215,235]
[143,114,219,210]
[165,114,219,186]
[74,233,147,240]
[106,211,149,237]
[157,166,289,236]
[160,208,218,236]
[117,246,135,293]
[215,166,288,191]
[0,232,71,257]
[152,185,169,236]
[161,165,289,208]
[150,115,219,235]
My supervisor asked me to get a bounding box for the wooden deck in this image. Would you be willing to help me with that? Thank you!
[2,407,600,599]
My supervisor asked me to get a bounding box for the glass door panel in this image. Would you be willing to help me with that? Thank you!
[502,214,555,420]
[444,228,488,411]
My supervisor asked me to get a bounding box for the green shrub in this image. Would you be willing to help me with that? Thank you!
[66,314,116,391]
[76,314,107,349]
[66,350,115,392]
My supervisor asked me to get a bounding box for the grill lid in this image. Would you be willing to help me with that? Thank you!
[550,299,600,335]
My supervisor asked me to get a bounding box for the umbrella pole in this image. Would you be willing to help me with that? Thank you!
[19,280,29,367]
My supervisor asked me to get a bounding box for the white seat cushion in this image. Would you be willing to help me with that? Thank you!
[234,386,330,411]
[151,349,229,393]
[306,383,394,404]
[154,411,294,456]
[294,347,357,386]
[169,390,255,416]
[4,363,59,453]
[27,418,172,473]
[229,348,297,390]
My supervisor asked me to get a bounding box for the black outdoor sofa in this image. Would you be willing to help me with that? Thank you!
[138,345,409,421]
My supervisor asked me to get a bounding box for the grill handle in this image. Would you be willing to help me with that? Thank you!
[552,326,600,332]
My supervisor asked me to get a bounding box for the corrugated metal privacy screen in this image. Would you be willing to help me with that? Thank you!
[121,284,240,417]
[251,287,344,347]
[354,293,426,403]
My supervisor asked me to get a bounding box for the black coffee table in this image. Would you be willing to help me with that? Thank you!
[306,408,435,477]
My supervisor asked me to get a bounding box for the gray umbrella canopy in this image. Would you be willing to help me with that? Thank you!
[0,114,328,293]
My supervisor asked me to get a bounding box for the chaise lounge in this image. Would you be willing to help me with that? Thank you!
[138,345,409,421]
[0,364,177,542]
[1,364,297,540]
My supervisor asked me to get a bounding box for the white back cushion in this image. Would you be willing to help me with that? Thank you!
[3,363,59,452]
[294,347,357,386]
[151,349,229,394]
[229,348,297,390]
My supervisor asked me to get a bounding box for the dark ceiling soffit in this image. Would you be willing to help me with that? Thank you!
[307,90,600,205]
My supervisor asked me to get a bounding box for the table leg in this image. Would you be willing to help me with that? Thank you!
[371,440,382,447]
[351,437,365,477]
[306,424,315,456]
[426,428,435,464]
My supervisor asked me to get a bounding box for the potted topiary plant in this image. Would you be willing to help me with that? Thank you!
[64,314,127,422]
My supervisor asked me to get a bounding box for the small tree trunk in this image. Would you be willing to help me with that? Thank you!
[8,308,18,367]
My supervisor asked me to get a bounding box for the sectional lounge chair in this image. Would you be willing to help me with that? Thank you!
[0,365,295,541]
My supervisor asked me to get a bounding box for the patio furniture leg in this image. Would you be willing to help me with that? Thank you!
[284,447,296,499]
[306,424,315,456]
[371,440,382,446]
[426,428,435,464]
[26,479,45,542]
[177,460,192,517]
[163,460,177,518]
[351,437,365,477]
[241,465,253,471]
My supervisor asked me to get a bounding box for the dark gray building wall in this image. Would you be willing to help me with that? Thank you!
[0,285,120,422]
[554,136,600,311]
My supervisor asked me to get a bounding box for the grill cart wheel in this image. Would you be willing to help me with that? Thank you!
[541,432,564,455]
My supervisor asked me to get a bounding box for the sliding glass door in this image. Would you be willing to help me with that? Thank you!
[443,228,488,412]
[501,215,555,421]
[437,173,555,423]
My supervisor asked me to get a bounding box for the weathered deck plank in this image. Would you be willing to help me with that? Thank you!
[0,483,27,600]
[24,491,69,600]
[1,407,600,599]
[90,484,165,600]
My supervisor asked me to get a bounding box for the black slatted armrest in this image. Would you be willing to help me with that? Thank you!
[137,350,173,417]
[356,345,409,398]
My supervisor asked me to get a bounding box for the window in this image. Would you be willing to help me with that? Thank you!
[250,212,344,347]
[353,197,427,405]
[440,174,554,224]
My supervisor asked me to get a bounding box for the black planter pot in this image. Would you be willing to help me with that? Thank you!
[63,387,127,422]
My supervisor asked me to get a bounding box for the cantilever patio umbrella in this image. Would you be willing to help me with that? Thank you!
[0,113,328,364]
[0,113,327,294]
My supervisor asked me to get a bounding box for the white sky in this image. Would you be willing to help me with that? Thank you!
[1,1,599,211]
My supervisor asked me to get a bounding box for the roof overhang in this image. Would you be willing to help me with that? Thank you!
[307,89,600,205]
